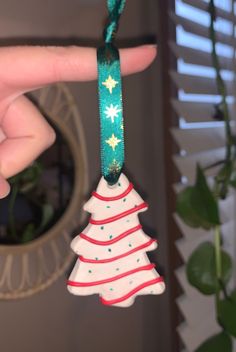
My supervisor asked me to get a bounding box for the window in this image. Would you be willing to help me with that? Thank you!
[171,1,236,351]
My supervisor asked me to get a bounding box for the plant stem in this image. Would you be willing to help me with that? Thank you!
[209,0,232,303]
[214,225,221,308]
[203,159,225,171]
[209,0,232,161]
[8,183,18,240]
[214,225,222,280]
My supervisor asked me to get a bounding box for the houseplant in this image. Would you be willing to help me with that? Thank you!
[176,1,236,351]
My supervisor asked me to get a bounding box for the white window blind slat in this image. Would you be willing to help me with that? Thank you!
[174,212,235,243]
[178,319,221,352]
[171,99,234,122]
[182,0,235,22]
[171,71,234,95]
[170,12,236,46]
[173,147,225,182]
[177,294,215,327]
[172,126,226,152]
[174,213,212,239]
[170,41,235,70]
[176,228,234,260]
[219,193,236,221]
[176,233,213,261]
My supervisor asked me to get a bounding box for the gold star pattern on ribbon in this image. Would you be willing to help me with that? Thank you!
[108,159,121,175]
[102,75,118,94]
[105,134,121,151]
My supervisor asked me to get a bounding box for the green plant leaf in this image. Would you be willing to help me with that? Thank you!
[231,289,236,302]
[9,161,43,193]
[20,162,43,193]
[187,242,232,295]
[195,332,232,352]
[230,170,236,189]
[20,203,54,243]
[216,162,232,183]
[176,187,201,228]
[215,162,233,199]
[21,223,35,244]
[191,165,220,227]
[37,203,54,234]
[231,134,236,145]
[176,165,220,230]
[218,298,236,337]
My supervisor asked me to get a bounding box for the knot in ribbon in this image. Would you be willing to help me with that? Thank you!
[103,0,126,44]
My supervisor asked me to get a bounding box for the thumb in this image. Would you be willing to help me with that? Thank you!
[0,174,10,199]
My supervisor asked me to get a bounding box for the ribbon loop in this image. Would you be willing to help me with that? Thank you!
[97,0,126,185]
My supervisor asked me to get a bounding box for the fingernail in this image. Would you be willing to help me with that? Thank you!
[144,44,157,49]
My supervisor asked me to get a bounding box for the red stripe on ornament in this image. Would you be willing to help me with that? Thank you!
[92,183,133,201]
[79,224,142,245]
[79,239,157,263]
[67,263,155,287]
[89,202,148,225]
[100,277,164,306]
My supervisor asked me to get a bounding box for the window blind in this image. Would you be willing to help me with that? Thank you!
[170,1,236,351]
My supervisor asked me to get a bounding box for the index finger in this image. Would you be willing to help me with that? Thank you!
[0,45,157,93]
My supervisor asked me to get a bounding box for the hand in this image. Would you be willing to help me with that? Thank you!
[0,45,157,198]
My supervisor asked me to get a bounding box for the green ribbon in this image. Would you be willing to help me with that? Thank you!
[97,0,126,185]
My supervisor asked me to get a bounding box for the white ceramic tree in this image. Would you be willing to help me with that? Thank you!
[67,173,165,307]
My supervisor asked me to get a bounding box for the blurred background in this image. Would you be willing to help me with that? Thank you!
[0,0,235,352]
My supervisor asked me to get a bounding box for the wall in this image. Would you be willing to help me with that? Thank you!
[0,1,173,352]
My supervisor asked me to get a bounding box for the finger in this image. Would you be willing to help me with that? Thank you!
[0,173,10,199]
[0,45,157,93]
[0,95,55,179]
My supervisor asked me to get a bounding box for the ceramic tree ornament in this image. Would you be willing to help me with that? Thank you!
[67,0,165,307]
[67,174,165,307]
